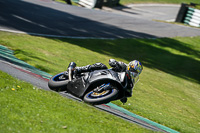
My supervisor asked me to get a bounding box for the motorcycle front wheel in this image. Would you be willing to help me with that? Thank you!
[83,85,118,105]
[48,71,69,91]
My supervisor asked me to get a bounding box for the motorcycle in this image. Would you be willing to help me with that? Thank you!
[48,62,137,105]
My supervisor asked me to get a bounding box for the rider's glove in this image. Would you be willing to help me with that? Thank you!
[109,59,121,71]
[109,59,117,67]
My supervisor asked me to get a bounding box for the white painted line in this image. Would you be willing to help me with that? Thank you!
[0,28,115,40]
[13,15,48,29]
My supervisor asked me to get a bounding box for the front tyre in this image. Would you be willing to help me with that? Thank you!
[48,71,69,91]
[83,85,118,105]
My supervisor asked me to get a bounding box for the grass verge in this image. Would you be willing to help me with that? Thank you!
[0,70,151,133]
[0,31,199,133]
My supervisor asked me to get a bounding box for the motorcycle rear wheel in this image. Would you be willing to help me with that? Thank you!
[83,85,118,105]
[48,71,69,91]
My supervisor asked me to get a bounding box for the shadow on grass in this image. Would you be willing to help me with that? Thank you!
[56,37,200,83]
[14,49,52,63]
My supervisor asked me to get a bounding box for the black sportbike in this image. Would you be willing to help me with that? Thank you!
[48,62,138,105]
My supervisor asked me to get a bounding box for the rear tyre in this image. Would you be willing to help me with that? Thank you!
[83,85,118,105]
[48,72,69,91]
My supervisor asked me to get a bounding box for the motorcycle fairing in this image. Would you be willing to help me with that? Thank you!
[83,70,128,97]
[86,69,134,98]
[66,69,132,99]
[87,69,121,84]
[66,78,86,98]
[66,69,120,98]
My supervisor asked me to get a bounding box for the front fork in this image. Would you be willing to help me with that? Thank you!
[93,83,111,93]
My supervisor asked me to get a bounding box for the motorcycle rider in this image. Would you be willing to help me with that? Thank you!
[72,59,143,104]
[74,59,142,74]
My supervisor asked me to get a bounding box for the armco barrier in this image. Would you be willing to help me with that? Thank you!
[176,3,200,27]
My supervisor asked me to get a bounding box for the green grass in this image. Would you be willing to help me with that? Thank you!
[0,31,200,133]
[0,70,151,133]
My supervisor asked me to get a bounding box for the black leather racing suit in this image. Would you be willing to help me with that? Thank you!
[74,59,127,74]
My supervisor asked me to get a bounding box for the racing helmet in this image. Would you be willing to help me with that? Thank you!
[127,60,143,75]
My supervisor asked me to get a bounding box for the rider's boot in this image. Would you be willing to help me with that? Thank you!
[67,62,76,70]
[120,97,128,105]
[65,62,76,78]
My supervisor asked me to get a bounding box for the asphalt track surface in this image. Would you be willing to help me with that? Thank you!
[0,0,200,38]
